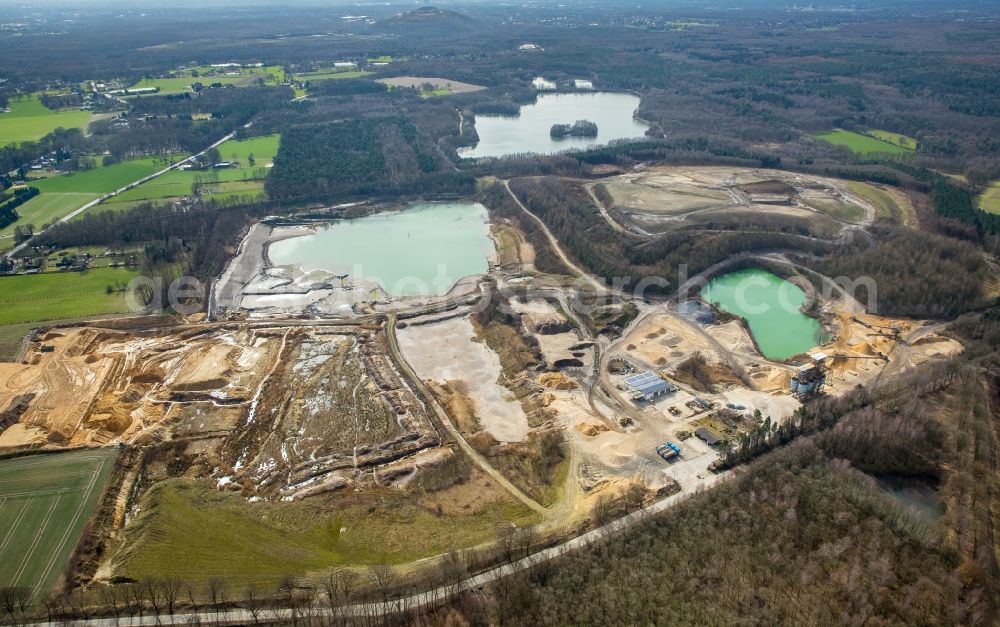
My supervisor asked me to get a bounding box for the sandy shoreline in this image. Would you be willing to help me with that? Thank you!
[262,225,317,265]
[214,214,493,319]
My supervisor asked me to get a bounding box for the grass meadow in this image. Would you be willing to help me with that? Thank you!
[295,69,372,82]
[128,66,286,95]
[0,95,92,147]
[0,268,140,325]
[116,478,538,588]
[104,134,280,207]
[865,129,918,150]
[977,181,1000,215]
[0,155,179,248]
[814,129,914,156]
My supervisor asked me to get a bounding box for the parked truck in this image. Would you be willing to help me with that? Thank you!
[656,441,682,461]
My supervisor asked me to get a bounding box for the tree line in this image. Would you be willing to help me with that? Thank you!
[0,127,89,177]
[0,186,37,229]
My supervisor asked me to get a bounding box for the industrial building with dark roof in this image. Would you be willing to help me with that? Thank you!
[624,371,676,402]
[695,427,723,446]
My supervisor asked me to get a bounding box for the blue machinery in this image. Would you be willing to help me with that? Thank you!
[791,352,828,397]
[656,441,682,461]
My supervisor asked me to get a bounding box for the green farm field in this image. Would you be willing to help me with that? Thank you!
[114,179,267,207]
[29,155,180,195]
[108,134,279,205]
[0,95,92,147]
[116,478,539,587]
[0,268,140,325]
[665,20,717,28]
[0,156,180,248]
[0,322,38,360]
[814,129,913,156]
[200,180,267,202]
[977,181,1000,215]
[865,129,918,150]
[128,66,286,95]
[1,193,98,241]
[0,449,118,598]
[295,69,372,82]
[86,199,155,214]
[186,65,287,80]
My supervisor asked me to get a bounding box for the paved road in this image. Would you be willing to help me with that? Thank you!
[6,126,248,259]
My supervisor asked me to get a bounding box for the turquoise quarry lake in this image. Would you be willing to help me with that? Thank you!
[268,202,494,297]
[702,268,827,360]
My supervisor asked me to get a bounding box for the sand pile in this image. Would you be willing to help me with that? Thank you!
[851,341,877,356]
[575,421,610,437]
[763,369,791,390]
[522,313,573,335]
[430,381,480,433]
[286,474,352,500]
[85,411,133,434]
[539,372,579,390]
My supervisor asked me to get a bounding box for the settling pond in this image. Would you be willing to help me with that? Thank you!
[878,477,944,524]
[268,202,493,297]
[702,268,827,361]
[458,92,649,159]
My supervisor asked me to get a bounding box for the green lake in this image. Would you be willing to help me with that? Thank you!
[268,202,493,297]
[701,268,826,360]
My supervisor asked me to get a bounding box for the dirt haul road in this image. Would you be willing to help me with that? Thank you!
[503,180,608,294]
[384,314,549,517]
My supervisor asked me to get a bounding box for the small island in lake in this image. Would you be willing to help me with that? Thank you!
[550,119,599,138]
